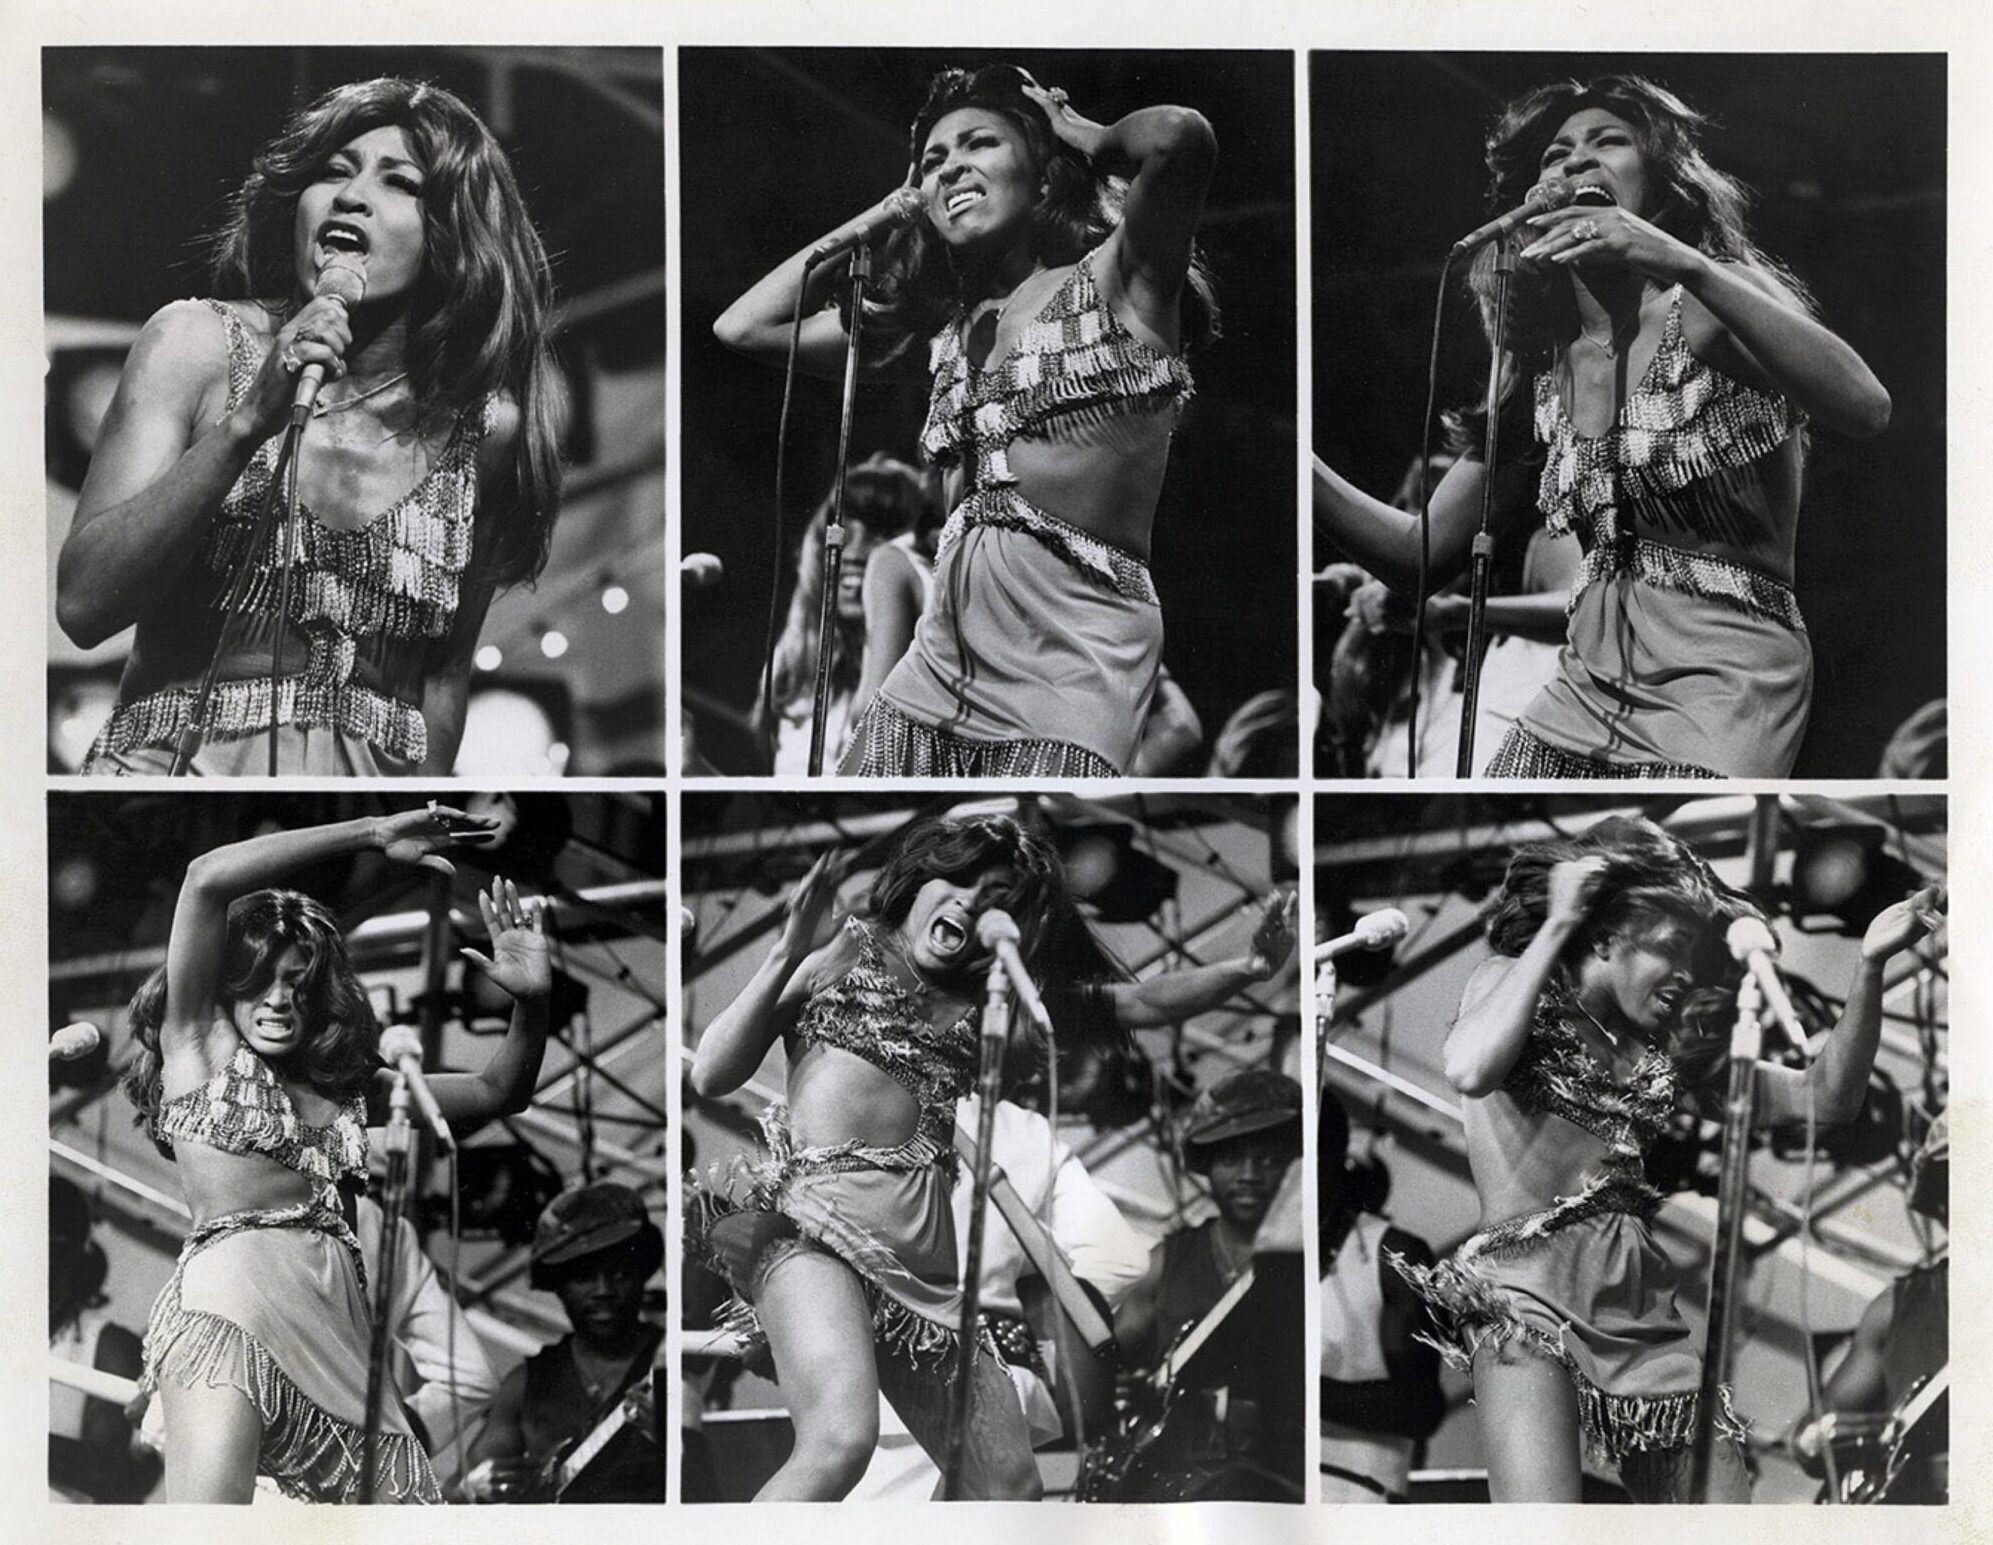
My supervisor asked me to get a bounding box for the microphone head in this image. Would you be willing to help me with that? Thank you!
[1524,175,1572,213]
[974,909,1022,948]
[48,1022,102,1061]
[883,186,924,226]
[1724,914,1780,962]
[680,553,725,588]
[1355,908,1410,949]
[314,251,369,306]
[379,1023,425,1063]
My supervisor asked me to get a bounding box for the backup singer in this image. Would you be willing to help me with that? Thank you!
[715,65,1216,777]
[1313,76,1890,777]
[60,78,564,775]
[120,807,552,1502]
[690,816,1065,1499]
[1399,817,1942,1501]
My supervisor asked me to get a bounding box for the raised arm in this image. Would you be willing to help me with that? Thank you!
[1022,83,1215,347]
[58,297,354,648]
[1103,891,1294,1029]
[689,851,851,1097]
[1314,452,1539,597]
[165,806,492,1046]
[710,190,922,378]
[1443,857,1604,1096]
[404,879,553,1127]
[1521,206,1891,438]
[1753,885,1945,1128]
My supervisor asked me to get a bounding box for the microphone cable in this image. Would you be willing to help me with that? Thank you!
[1407,250,1457,778]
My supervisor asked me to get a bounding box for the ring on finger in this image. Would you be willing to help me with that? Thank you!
[1573,219,1600,243]
[1049,87,1070,107]
[280,347,304,375]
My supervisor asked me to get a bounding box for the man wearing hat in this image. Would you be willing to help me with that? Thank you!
[1110,1066,1306,1501]
[467,1181,666,1502]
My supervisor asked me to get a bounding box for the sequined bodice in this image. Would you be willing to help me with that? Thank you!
[1500,986,1679,1216]
[793,918,978,1149]
[152,1043,369,1212]
[1534,286,1803,627]
[921,247,1193,492]
[82,301,488,772]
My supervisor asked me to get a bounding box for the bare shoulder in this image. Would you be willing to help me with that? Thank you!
[1455,954,1516,1015]
[125,300,234,397]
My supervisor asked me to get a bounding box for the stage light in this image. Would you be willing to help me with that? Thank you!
[474,644,503,672]
[1053,823,1178,924]
[601,582,630,616]
[1791,821,1924,935]
[539,628,569,661]
[457,689,559,775]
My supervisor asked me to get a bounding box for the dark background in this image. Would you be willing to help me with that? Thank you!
[1313,52,1946,778]
[679,48,1298,773]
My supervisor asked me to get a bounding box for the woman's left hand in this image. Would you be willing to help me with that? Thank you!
[1519,203,1700,287]
[1021,77,1108,160]
[1248,889,1299,980]
[1860,883,1946,964]
[462,878,552,1000]
[377,803,502,876]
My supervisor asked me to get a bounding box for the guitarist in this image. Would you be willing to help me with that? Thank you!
[1793,1111,1948,1504]
[1111,1068,1306,1501]
[468,1182,666,1503]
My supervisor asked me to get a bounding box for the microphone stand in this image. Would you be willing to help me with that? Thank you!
[803,245,873,777]
[1453,235,1517,777]
[1692,967,1763,1500]
[170,419,306,776]
[360,1069,414,1503]
[943,955,1014,1499]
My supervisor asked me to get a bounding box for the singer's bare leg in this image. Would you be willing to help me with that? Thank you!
[1472,1341,1584,1502]
[160,1379,262,1503]
[752,1249,881,1500]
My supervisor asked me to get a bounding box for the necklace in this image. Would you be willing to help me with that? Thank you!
[311,369,409,418]
[1576,316,1634,357]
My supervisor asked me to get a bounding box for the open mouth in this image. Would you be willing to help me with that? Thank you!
[1569,181,1618,208]
[317,220,370,258]
[927,909,969,960]
[944,187,987,218]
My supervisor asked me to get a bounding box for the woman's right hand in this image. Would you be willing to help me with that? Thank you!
[232,296,354,442]
[779,850,853,959]
[376,803,502,877]
[1546,855,1610,927]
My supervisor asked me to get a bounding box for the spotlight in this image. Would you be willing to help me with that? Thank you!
[539,629,569,661]
[1791,822,1924,936]
[474,644,503,672]
[600,582,630,616]
[1052,823,1178,923]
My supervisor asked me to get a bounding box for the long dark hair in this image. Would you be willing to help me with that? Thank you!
[1486,815,1758,1090]
[122,888,380,1152]
[864,65,1218,365]
[211,76,564,586]
[866,813,1067,969]
[1463,74,1814,408]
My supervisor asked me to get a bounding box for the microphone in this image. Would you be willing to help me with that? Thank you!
[291,252,369,425]
[1450,176,1580,255]
[378,1024,455,1150]
[49,1023,102,1062]
[1724,915,1807,1048]
[806,188,924,266]
[1312,908,1410,965]
[974,910,1054,1038]
[680,553,725,588]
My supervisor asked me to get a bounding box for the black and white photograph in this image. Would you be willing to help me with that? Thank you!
[47,791,671,1503]
[679,49,1298,779]
[679,791,1302,1500]
[1315,792,1947,1501]
[43,47,667,776]
[1312,55,1944,780]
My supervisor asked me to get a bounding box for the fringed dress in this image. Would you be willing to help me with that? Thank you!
[84,299,486,775]
[842,245,1193,777]
[143,1044,438,1502]
[1486,286,1809,778]
[1394,987,1745,1480]
[698,918,980,1362]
